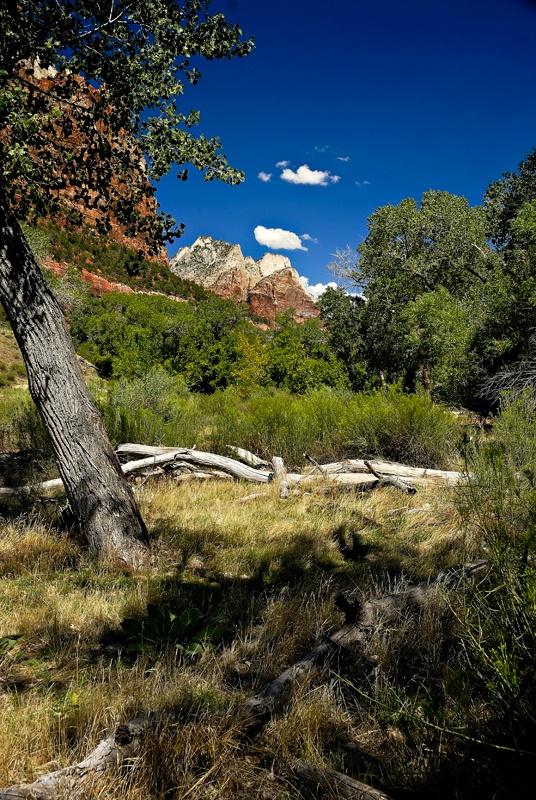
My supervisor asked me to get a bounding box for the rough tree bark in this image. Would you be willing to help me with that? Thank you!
[0,200,149,568]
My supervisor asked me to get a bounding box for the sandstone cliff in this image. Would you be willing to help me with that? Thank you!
[170,236,319,322]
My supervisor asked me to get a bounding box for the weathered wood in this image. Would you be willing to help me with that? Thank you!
[319,459,462,485]
[364,461,416,495]
[117,444,273,483]
[271,456,289,499]
[235,492,267,503]
[0,718,149,800]
[303,452,327,476]
[290,758,395,800]
[226,445,271,468]
[237,560,488,730]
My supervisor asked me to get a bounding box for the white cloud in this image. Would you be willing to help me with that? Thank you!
[355,180,371,188]
[276,160,290,168]
[258,171,272,182]
[254,225,308,251]
[300,277,338,299]
[314,145,330,153]
[280,164,340,186]
[337,156,351,162]
[301,233,318,244]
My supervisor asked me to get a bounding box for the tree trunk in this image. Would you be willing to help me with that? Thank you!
[0,199,149,568]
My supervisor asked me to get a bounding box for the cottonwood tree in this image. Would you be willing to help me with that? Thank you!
[0,1,253,567]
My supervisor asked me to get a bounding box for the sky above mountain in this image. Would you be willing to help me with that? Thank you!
[156,0,536,295]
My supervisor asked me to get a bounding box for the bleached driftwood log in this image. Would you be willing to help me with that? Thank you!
[0,448,272,499]
[226,445,271,468]
[117,444,273,483]
[315,459,462,485]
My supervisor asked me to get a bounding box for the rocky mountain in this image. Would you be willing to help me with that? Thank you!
[170,236,319,322]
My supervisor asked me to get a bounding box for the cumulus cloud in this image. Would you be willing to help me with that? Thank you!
[301,233,318,244]
[355,180,371,188]
[300,277,338,299]
[257,171,272,182]
[280,164,340,186]
[254,225,308,251]
[276,160,290,168]
[337,156,351,162]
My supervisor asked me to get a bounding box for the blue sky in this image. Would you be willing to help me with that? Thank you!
[156,0,536,295]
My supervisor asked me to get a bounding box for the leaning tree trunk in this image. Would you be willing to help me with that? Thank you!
[0,199,149,568]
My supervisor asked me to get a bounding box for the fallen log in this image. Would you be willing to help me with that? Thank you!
[237,560,489,730]
[226,445,271,468]
[0,718,148,800]
[318,459,463,485]
[116,444,273,483]
[0,449,272,499]
[290,758,395,800]
[364,460,416,495]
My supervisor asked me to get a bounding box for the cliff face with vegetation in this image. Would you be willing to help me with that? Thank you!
[170,236,319,322]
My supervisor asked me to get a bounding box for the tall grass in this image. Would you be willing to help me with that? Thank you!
[99,380,458,469]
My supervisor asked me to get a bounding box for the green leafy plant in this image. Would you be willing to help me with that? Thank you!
[0,634,23,660]
[120,604,226,657]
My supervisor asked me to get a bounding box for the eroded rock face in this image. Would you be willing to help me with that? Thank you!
[170,236,318,322]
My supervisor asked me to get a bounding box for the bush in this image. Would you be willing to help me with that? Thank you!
[458,390,536,734]
[96,381,457,470]
[345,384,458,468]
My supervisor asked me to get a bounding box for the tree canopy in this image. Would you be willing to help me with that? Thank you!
[1,1,253,247]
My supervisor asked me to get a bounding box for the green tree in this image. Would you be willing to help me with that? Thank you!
[315,286,367,391]
[338,191,495,392]
[0,1,252,566]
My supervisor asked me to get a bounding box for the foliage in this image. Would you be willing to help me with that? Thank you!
[459,391,536,727]
[120,603,226,657]
[1,1,254,248]
[0,634,22,659]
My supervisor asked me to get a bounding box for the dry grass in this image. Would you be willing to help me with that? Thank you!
[0,476,488,797]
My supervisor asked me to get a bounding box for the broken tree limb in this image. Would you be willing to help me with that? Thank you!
[236,560,489,731]
[0,718,149,800]
[271,456,289,499]
[0,448,271,501]
[226,445,271,468]
[116,444,273,483]
[318,460,463,485]
[303,452,327,477]
[290,758,395,800]
[364,461,416,495]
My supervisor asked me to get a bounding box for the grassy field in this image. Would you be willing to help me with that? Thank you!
[1,472,491,800]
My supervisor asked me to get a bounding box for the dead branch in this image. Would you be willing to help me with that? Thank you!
[236,560,489,730]
[0,718,149,800]
[290,757,395,800]
[226,445,271,468]
[364,461,416,495]
[303,452,327,476]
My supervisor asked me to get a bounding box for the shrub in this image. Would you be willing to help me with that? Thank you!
[458,390,536,732]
